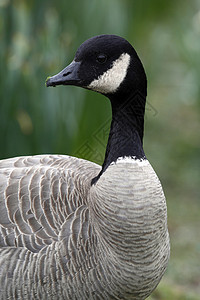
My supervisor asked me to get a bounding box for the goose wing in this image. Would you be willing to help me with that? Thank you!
[0,155,100,253]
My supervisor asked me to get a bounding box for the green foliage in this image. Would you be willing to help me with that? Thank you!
[0,0,200,297]
[149,280,200,300]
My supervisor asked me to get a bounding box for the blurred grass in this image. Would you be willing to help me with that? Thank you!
[148,280,200,300]
[0,0,200,298]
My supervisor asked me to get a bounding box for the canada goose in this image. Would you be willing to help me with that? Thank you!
[0,35,170,299]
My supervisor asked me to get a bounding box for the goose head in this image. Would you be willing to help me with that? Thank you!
[46,34,147,101]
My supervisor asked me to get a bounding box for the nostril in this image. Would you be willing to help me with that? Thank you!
[63,72,71,77]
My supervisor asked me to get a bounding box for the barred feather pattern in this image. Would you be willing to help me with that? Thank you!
[0,155,169,299]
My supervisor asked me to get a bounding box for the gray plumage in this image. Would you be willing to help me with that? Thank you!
[0,155,169,299]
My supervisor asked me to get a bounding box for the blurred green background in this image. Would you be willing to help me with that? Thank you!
[0,0,200,298]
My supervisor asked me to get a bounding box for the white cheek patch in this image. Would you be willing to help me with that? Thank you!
[87,53,130,94]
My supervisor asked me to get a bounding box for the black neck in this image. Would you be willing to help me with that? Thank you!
[91,91,146,185]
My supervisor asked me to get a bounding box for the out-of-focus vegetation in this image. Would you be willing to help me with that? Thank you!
[0,0,200,298]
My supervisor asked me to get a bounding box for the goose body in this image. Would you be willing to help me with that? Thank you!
[0,35,170,299]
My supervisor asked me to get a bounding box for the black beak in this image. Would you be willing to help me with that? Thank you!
[46,61,81,87]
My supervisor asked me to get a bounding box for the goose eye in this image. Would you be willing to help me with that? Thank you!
[96,54,107,64]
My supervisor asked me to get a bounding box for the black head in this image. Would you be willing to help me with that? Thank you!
[46,35,147,100]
